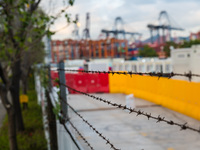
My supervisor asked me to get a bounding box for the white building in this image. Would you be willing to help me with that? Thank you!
[171,44,200,82]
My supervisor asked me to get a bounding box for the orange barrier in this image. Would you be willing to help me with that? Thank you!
[109,74,200,120]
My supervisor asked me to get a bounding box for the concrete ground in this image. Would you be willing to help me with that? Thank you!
[68,93,200,150]
[0,99,6,127]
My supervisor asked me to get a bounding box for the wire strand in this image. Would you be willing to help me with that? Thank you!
[69,120,94,150]
[68,103,121,150]
[57,69,200,81]
[49,82,120,149]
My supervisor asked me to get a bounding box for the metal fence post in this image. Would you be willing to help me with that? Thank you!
[47,65,52,92]
[58,61,68,122]
[46,64,58,150]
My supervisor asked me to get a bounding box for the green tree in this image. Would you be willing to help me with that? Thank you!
[21,39,45,95]
[0,1,75,150]
[180,39,200,48]
[163,41,179,57]
[138,45,158,57]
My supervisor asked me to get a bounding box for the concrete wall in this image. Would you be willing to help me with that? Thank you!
[109,74,200,120]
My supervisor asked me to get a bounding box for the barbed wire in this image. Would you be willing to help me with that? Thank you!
[68,103,121,150]
[50,83,120,150]
[62,123,82,150]
[68,120,94,150]
[50,77,200,133]
[57,69,200,81]
[61,82,200,134]
[48,89,94,150]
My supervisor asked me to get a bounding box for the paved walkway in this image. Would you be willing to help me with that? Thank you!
[68,93,200,150]
[0,99,6,127]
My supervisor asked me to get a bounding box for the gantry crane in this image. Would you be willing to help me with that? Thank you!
[82,12,90,40]
[101,17,142,40]
[72,14,80,40]
[147,11,184,44]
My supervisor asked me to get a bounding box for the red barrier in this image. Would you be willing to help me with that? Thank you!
[51,71,58,86]
[51,71,109,94]
[98,73,109,93]
[87,74,99,93]
[65,73,74,93]
[73,74,87,93]
[85,73,109,93]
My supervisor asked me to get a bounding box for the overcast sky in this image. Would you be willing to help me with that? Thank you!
[40,0,200,41]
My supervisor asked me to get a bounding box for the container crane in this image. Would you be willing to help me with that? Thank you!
[82,12,90,40]
[72,14,80,40]
[101,17,142,40]
[147,11,184,44]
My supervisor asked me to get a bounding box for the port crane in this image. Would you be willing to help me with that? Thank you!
[147,11,184,44]
[101,17,142,41]
[82,12,90,40]
[72,14,80,40]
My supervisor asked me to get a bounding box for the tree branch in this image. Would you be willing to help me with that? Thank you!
[2,3,19,50]
[29,0,41,14]
[18,0,42,53]
[0,83,12,110]
[0,62,8,85]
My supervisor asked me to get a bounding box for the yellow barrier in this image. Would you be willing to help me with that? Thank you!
[109,74,200,120]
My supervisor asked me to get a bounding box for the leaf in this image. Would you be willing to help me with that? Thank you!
[8,48,13,53]
[53,101,61,119]
[69,0,75,6]
[46,30,55,38]
[27,37,32,43]
[0,43,5,49]
[14,36,20,41]
[73,20,77,24]
[4,24,8,33]
[65,14,71,23]
[50,16,56,19]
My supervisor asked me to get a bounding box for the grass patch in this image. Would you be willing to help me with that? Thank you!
[0,75,47,150]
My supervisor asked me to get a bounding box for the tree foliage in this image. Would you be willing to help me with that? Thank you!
[180,39,200,48]
[0,0,75,150]
[163,39,200,57]
[138,45,158,57]
[163,41,179,57]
